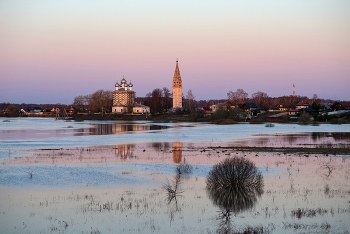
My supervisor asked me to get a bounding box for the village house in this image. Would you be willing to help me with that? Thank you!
[133,103,150,114]
[333,102,350,111]
[240,103,257,111]
[268,103,296,113]
[300,107,317,115]
[288,109,301,116]
[210,102,236,112]
[238,103,258,118]
[50,108,61,115]
[296,101,310,110]
[113,102,128,113]
[68,106,75,115]
[210,102,229,112]
[201,107,211,116]
[28,106,43,114]
[267,106,281,112]
[277,103,296,111]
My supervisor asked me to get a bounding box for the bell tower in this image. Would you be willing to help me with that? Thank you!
[172,59,182,109]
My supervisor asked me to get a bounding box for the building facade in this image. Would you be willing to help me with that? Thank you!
[112,75,150,114]
[133,103,150,114]
[112,75,135,113]
[172,60,182,109]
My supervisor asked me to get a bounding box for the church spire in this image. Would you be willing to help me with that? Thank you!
[173,59,181,86]
[172,59,182,109]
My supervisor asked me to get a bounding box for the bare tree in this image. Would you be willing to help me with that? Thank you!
[163,87,172,112]
[4,104,19,117]
[145,88,164,114]
[227,91,235,102]
[73,95,87,112]
[186,89,196,110]
[251,91,269,109]
[227,89,248,104]
[87,90,113,113]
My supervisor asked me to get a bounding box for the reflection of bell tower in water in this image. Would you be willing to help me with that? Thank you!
[172,142,182,163]
[115,144,133,159]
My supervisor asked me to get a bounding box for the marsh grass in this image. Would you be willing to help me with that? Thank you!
[283,221,331,230]
[121,171,132,175]
[238,223,275,234]
[208,145,350,155]
[215,222,275,234]
[291,208,328,219]
[49,219,69,233]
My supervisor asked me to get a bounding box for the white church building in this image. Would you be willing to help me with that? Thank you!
[112,75,150,114]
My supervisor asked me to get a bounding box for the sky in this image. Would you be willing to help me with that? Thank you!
[1,0,349,104]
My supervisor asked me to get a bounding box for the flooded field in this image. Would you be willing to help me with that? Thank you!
[0,118,350,233]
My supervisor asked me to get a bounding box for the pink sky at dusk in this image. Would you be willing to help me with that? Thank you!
[1,0,349,104]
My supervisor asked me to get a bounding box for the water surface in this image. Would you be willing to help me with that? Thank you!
[0,117,349,233]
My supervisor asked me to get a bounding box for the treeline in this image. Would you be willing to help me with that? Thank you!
[72,87,340,114]
[72,90,113,113]
[144,87,172,114]
[225,89,336,110]
[0,103,70,117]
[1,87,347,117]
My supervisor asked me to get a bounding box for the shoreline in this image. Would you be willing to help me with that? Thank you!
[1,114,343,125]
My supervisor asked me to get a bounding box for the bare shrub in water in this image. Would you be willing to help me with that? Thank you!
[322,164,334,177]
[206,157,264,213]
[207,157,264,232]
[26,171,33,179]
[163,169,183,204]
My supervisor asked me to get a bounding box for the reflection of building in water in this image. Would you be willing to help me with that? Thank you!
[115,144,134,159]
[112,124,150,134]
[151,142,171,152]
[92,124,114,135]
[172,142,182,163]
